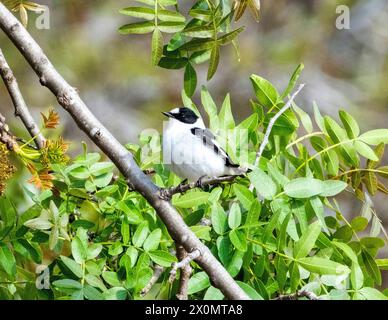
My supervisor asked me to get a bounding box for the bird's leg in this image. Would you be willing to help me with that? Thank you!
[195,175,208,189]
[176,179,188,193]
[158,179,188,201]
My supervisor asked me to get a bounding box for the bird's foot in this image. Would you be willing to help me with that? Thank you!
[195,175,209,190]
[158,179,189,201]
[158,188,172,201]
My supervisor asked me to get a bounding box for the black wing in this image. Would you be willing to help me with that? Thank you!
[190,127,239,168]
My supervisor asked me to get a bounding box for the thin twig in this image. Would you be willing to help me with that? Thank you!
[249,84,305,191]
[274,290,319,300]
[0,4,250,300]
[174,245,195,300]
[169,248,200,286]
[140,265,164,297]
[159,175,238,200]
[0,49,45,149]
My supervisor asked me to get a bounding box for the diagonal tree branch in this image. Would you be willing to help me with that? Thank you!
[0,3,249,300]
[0,49,45,149]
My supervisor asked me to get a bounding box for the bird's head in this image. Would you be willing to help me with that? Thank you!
[162,107,200,125]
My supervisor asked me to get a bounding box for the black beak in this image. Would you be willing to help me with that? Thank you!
[162,111,173,118]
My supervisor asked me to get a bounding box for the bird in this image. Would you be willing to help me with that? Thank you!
[162,107,248,185]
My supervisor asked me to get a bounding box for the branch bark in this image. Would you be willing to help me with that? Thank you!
[173,245,195,300]
[0,49,45,149]
[140,265,164,297]
[159,175,238,200]
[0,3,249,300]
[249,84,305,191]
[274,290,319,300]
[253,84,305,168]
[0,112,18,151]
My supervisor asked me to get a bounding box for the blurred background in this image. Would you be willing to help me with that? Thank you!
[0,0,387,281]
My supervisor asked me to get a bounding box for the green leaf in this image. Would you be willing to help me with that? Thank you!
[229,229,247,252]
[207,44,219,80]
[350,217,368,232]
[102,271,122,287]
[358,287,388,300]
[361,250,381,285]
[294,221,321,258]
[148,250,177,267]
[292,102,313,133]
[184,63,197,97]
[143,229,162,252]
[248,168,277,200]
[119,7,155,20]
[71,237,88,264]
[203,286,224,300]
[90,162,114,176]
[233,184,254,211]
[236,281,263,300]
[339,110,360,139]
[250,74,279,108]
[219,93,235,130]
[333,241,358,263]
[83,284,103,300]
[324,116,359,166]
[351,262,364,290]
[24,217,52,230]
[360,237,385,249]
[217,236,233,265]
[182,25,213,38]
[211,203,228,235]
[60,255,83,278]
[320,180,348,197]
[281,63,304,99]
[179,38,214,52]
[359,129,388,145]
[191,225,211,241]
[297,257,350,275]
[172,191,210,208]
[354,141,379,161]
[159,57,187,69]
[132,221,149,248]
[227,250,244,277]
[108,243,123,256]
[53,279,82,290]
[244,199,261,229]
[151,28,163,65]
[188,8,212,21]
[157,9,185,22]
[217,27,245,45]
[158,21,185,33]
[187,271,210,294]
[119,21,155,34]
[87,244,102,260]
[284,178,323,199]
[0,243,16,277]
[228,203,241,229]
[313,102,325,132]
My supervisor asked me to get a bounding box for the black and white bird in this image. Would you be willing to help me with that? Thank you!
[162,107,248,183]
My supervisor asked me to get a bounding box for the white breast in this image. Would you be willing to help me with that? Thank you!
[163,119,226,181]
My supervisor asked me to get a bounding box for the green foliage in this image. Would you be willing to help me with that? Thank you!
[119,0,249,96]
[1,66,387,300]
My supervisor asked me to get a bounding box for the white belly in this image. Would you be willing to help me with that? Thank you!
[163,123,226,181]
